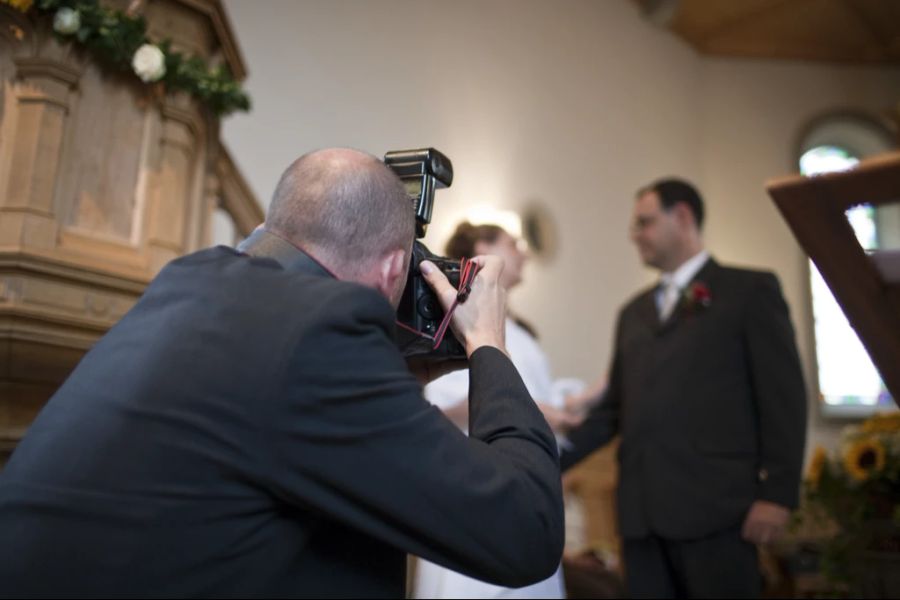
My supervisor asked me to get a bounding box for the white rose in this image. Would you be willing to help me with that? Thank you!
[53,8,81,35]
[131,44,166,83]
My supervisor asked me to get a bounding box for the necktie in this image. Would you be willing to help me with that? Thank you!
[658,278,680,321]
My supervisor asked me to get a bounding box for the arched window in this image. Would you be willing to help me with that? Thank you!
[797,113,896,417]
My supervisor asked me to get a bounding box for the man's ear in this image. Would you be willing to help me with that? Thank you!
[373,248,407,303]
[673,201,696,230]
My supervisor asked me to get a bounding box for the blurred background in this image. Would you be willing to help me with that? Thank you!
[2,0,899,596]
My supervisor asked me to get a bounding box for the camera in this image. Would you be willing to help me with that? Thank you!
[385,148,467,361]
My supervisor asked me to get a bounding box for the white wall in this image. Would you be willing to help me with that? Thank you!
[221,0,900,459]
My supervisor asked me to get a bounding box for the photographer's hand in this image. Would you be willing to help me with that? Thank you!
[420,256,507,358]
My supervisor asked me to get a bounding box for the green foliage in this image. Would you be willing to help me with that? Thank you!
[34,0,250,115]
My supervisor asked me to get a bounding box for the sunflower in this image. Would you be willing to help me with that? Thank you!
[806,446,828,488]
[1,0,34,12]
[842,437,887,482]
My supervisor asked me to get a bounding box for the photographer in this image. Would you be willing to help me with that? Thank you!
[0,148,564,597]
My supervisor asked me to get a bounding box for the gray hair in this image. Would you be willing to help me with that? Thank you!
[266,148,415,275]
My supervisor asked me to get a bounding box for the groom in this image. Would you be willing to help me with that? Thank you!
[562,178,807,598]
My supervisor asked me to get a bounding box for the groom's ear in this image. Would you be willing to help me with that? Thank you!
[673,202,696,229]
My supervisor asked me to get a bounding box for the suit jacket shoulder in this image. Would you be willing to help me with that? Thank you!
[713,263,781,289]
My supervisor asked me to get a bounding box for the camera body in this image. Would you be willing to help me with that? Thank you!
[385,148,466,361]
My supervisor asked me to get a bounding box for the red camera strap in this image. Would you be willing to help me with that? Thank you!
[431,257,480,350]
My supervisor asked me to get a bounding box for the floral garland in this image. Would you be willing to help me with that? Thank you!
[2,0,251,116]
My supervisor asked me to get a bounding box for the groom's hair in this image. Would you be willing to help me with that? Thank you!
[638,178,705,229]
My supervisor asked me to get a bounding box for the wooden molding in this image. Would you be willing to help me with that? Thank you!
[13,56,81,87]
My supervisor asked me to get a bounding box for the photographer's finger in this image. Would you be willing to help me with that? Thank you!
[470,255,504,282]
[419,260,459,310]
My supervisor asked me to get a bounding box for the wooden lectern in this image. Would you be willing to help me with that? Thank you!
[766,152,900,409]
[0,0,263,462]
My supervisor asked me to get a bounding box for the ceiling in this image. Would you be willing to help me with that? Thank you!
[634,0,900,65]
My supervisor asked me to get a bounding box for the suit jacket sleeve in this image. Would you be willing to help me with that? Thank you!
[558,315,624,472]
[259,285,564,588]
[744,273,807,509]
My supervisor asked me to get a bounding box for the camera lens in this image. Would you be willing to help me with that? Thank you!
[417,295,440,320]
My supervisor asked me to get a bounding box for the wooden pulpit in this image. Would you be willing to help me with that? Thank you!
[0,0,263,462]
[766,151,900,409]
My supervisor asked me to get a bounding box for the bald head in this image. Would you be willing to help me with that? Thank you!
[266,149,415,279]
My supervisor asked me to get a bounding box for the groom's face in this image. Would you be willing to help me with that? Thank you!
[630,191,680,270]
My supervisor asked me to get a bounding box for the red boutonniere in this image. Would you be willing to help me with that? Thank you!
[680,281,712,314]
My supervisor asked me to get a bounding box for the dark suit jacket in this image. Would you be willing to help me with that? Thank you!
[561,258,807,540]
[0,246,564,598]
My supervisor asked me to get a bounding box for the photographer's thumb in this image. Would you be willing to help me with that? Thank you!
[419,261,459,313]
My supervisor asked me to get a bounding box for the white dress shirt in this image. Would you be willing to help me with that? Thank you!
[656,250,710,320]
